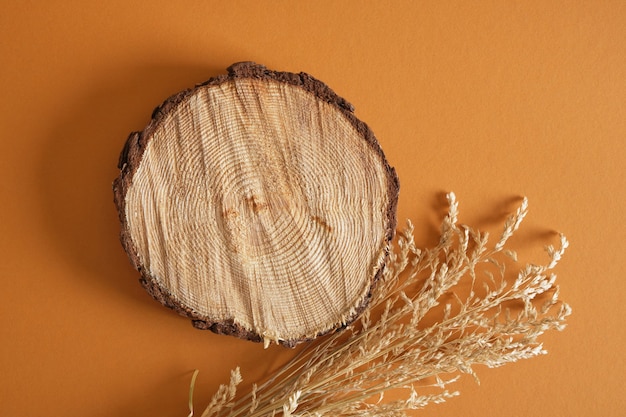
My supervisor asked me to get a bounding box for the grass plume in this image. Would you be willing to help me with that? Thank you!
[190,193,571,416]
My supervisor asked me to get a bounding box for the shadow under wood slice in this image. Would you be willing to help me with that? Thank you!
[113,62,399,347]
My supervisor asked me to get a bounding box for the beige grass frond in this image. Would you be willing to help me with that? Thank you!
[190,193,570,416]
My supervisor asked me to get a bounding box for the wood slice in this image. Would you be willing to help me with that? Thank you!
[113,62,399,347]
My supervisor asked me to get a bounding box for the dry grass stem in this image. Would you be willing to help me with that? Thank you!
[191,193,571,416]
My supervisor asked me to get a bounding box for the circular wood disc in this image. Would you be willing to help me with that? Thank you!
[113,62,399,346]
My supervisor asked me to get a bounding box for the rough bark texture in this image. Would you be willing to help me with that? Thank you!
[113,62,399,347]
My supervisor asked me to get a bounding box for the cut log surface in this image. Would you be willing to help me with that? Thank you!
[114,62,399,346]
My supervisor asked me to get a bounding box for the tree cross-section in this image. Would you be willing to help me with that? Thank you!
[113,62,399,347]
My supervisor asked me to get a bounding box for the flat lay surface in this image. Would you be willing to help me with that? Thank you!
[1,1,624,416]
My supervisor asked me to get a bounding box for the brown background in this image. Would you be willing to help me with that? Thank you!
[1,1,624,416]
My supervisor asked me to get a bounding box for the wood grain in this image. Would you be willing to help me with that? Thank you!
[114,62,399,346]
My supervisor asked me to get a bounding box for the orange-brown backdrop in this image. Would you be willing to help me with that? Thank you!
[1,1,624,416]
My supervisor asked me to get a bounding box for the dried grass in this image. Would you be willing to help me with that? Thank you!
[190,193,571,416]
